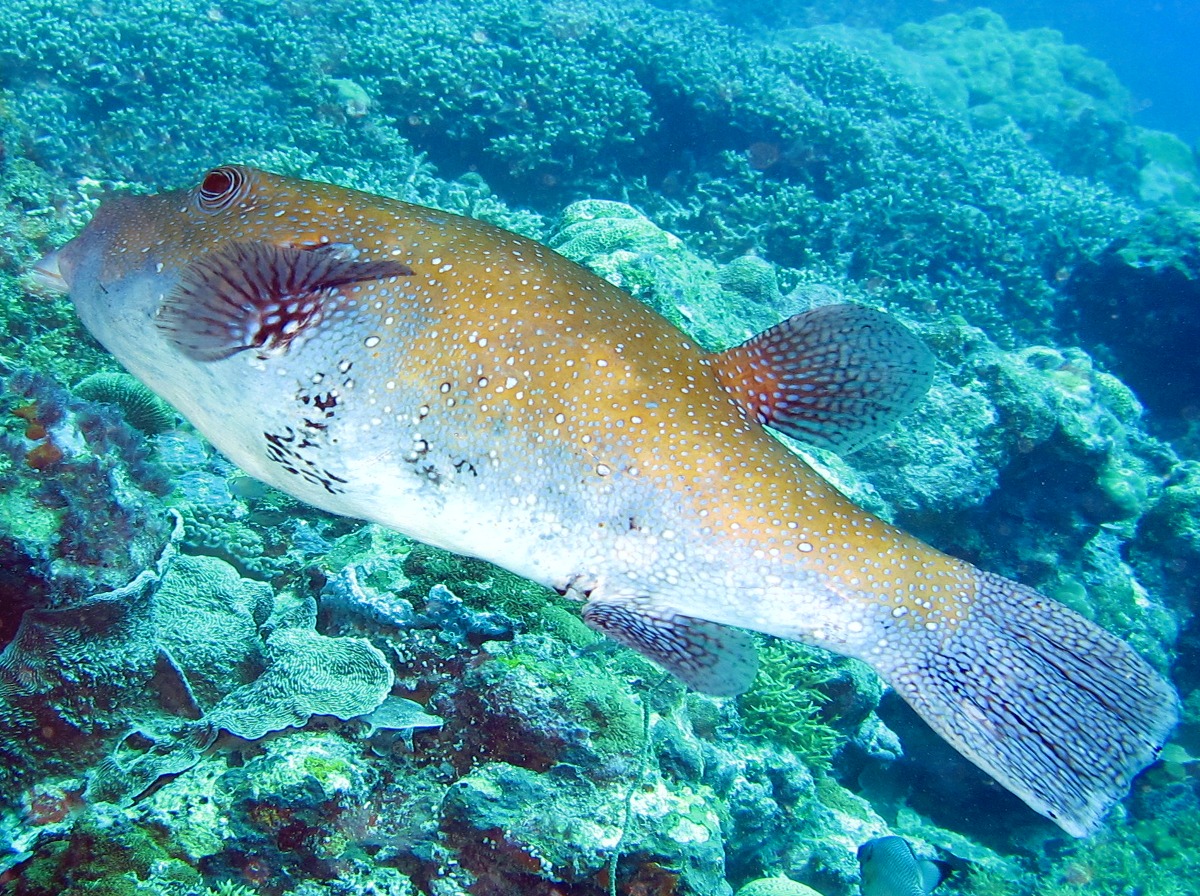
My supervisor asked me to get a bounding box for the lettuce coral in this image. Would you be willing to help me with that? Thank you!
[205,628,393,741]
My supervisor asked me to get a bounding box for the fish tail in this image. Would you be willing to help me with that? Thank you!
[880,568,1177,836]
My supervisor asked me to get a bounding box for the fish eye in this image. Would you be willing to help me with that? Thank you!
[195,165,249,212]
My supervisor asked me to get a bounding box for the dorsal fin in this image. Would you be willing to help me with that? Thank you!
[712,303,934,453]
[157,241,412,361]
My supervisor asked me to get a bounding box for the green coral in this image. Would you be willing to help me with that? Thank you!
[717,255,782,308]
[735,877,822,896]
[551,200,678,261]
[74,372,176,435]
[152,553,273,707]
[345,0,655,190]
[737,642,841,771]
[562,666,645,758]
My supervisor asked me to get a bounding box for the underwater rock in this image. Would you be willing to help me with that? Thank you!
[711,736,875,892]
[847,328,1175,665]
[441,640,619,776]
[207,730,383,886]
[4,807,203,895]
[1063,206,1200,430]
[418,583,515,647]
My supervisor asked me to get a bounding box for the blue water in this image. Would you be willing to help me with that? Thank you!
[964,0,1200,141]
[0,2,1197,895]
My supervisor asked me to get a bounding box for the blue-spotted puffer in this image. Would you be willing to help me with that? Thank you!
[35,165,1177,836]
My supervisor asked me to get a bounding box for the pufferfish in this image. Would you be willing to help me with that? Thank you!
[34,165,1176,837]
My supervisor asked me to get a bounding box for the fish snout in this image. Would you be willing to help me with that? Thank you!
[30,250,68,294]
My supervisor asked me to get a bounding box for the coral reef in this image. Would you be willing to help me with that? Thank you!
[0,512,395,814]
[0,369,172,604]
[890,9,1139,187]
[549,198,774,347]
[1,0,1197,893]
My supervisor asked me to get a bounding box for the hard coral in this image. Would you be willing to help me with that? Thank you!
[205,627,393,741]
[74,371,177,435]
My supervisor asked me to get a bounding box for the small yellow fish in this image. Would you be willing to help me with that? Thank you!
[35,166,1176,836]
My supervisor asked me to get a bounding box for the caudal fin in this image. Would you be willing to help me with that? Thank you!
[882,569,1177,837]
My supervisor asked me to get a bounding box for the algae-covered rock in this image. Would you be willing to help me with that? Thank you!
[6,812,201,896]
[441,761,730,895]
[549,199,775,349]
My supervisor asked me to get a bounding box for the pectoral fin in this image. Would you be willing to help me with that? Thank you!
[157,241,412,361]
[582,595,758,696]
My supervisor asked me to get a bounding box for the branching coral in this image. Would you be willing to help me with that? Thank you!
[737,642,842,771]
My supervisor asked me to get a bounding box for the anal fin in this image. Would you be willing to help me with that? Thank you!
[582,596,758,696]
[157,241,413,361]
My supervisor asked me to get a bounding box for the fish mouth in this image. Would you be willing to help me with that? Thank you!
[29,251,68,294]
